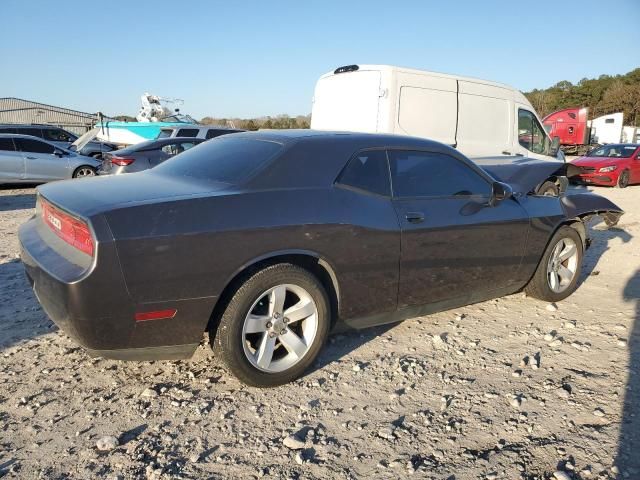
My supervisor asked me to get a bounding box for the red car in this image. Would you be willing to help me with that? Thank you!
[571,144,640,188]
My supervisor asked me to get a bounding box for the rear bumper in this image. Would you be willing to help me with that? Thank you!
[19,216,211,361]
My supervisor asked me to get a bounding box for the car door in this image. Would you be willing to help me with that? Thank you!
[0,137,25,181]
[15,138,68,181]
[388,149,531,308]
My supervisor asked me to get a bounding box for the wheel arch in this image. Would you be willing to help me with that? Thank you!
[206,250,341,336]
[522,218,587,290]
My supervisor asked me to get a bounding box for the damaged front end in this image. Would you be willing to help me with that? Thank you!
[561,193,624,227]
[474,156,574,196]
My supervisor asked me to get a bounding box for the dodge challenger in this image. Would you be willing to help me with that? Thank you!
[19,130,623,387]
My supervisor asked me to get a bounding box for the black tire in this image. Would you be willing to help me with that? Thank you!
[72,165,96,178]
[211,263,330,387]
[524,226,583,302]
[617,170,630,188]
[537,180,559,196]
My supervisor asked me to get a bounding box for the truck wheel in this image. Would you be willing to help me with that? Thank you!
[524,226,583,302]
[537,181,559,196]
[617,170,629,188]
[211,263,330,387]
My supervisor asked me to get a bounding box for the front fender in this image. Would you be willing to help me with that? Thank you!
[561,193,624,226]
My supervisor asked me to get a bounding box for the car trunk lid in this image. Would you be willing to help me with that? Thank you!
[37,171,231,218]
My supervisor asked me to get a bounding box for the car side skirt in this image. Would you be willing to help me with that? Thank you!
[335,284,521,332]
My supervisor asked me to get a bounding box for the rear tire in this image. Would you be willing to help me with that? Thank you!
[617,170,629,188]
[73,166,96,178]
[211,263,330,387]
[524,226,583,302]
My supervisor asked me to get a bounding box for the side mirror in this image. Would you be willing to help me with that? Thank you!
[489,181,513,207]
[53,149,66,157]
[549,136,561,157]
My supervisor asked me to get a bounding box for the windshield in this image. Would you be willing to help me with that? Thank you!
[72,127,100,150]
[154,136,283,184]
[589,145,637,158]
[161,114,198,123]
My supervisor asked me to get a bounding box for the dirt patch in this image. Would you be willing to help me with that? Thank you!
[1,184,638,479]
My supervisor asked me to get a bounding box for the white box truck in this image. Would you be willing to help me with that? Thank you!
[311,65,562,163]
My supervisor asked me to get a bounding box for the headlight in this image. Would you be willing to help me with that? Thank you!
[598,165,617,173]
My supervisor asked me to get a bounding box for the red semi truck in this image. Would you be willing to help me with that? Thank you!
[542,107,593,155]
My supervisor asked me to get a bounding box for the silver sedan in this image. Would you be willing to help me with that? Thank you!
[0,134,101,184]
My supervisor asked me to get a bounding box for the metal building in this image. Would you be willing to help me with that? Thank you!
[0,97,99,135]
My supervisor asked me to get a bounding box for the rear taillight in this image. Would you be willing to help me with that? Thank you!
[40,198,94,257]
[110,156,135,166]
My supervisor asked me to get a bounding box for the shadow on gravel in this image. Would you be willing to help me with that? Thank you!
[0,184,37,212]
[0,193,36,212]
[310,322,399,375]
[617,269,640,478]
[580,221,633,281]
[0,259,56,352]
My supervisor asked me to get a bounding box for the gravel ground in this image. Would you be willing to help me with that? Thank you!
[1,184,639,480]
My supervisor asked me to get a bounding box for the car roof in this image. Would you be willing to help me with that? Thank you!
[0,133,51,140]
[0,124,65,129]
[228,128,448,149]
[160,125,243,131]
[116,137,206,152]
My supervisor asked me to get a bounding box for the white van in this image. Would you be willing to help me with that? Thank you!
[311,65,561,162]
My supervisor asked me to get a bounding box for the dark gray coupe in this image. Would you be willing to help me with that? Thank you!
[19,130,623,386]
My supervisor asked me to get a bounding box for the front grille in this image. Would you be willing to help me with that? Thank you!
[579,166,596,173]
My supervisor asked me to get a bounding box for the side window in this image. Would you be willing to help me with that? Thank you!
[177,128,199,138]
[205,129,224,139]
[337,150,391,196]
[15,138,55,154]
[42,128,75,142]
[16,127,42,138]
[157,129,173,139]
[0,138,16,151]
[180,141,198,151]
[388,150,491,198]
[161,142,190,156]
[518,109,548,154]
[0,128,17,134]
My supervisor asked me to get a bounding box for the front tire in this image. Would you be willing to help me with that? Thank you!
[617,170,630,188]
[537,180,559,196]
[524,226,583,302]
[73,165,96,178]
[211,263,330,387]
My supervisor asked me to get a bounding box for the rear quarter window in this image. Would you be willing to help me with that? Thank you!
[154,137,283,184]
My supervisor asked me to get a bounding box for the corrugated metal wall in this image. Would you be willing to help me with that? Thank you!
[0,98,100,134]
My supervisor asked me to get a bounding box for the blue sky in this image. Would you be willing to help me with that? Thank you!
[1,0,638,119]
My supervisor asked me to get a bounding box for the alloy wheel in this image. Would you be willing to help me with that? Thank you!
[546,237,579,293]
[242,284,318,373]
[75,167,95,178]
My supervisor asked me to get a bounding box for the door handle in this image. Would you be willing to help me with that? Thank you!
[405,212,425,224]
[26,156,37,160]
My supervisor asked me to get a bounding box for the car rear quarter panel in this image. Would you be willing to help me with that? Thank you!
[104,187,401,329]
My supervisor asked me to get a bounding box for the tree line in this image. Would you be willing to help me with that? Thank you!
[201,114,311,130]
[525,68,640,126]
